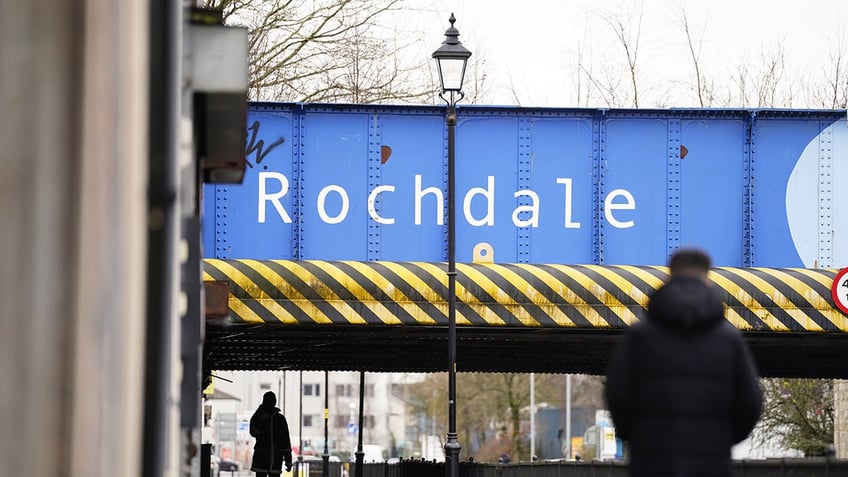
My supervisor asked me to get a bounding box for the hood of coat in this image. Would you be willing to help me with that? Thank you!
[254,404,279,421]
[647,276,725,333]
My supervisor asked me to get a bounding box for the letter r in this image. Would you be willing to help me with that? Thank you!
[258,172,292,223]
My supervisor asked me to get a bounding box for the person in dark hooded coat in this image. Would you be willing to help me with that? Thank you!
[250,391,292,477]
[606,248,762,477]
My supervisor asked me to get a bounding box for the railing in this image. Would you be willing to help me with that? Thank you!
[733,458,848,477]
[358,459,848,477]
[289,459,345,477]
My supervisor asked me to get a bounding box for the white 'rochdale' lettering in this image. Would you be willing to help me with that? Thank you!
[368,185,395,224]
[317,185,349,224]
[415,175,443,225]
[556,178,581,229]
[464,176,495,227]
[604,189,636,228]
[512,190,540,228]
[256,172,637,229]
[258,171,292,223]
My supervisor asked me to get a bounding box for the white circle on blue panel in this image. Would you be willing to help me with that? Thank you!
[786,118,848,268]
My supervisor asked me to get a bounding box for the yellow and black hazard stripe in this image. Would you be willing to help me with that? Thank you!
[711,267,846,332]
[202,259,847,332]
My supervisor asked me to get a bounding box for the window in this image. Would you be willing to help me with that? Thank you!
[365,415,376,428]
[365,384,375,397]
[260,382,271,390]
[333,415,348,428]
[390,383,403,397]
[304,384,320,396]
[336,384,353,397]
[303,415,314,427]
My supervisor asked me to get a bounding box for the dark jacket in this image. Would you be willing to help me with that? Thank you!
[250,404,293,474]
[606,277,762,477]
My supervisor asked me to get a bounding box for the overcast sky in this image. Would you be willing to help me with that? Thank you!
[395,0,848,107]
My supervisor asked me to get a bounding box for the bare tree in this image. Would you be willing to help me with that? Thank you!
[575,34,624,108]
[727,57,752,107]
[461,40,490,104]
[203,0,431,103]
[568,3,848,110]
[573,40,589,107]
[677,4,711,107]
[724,41,796,108]
[506,73,525,106]
[571,2,647,108]
[755,42,792,107]
[804,27,848,109]
[301,25,431,103]
[570,22,605,108]
[600,1,645,108]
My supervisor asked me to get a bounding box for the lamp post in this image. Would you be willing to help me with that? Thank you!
[297,371,303,475]
[355,371,365,477]
[432,13,471,477]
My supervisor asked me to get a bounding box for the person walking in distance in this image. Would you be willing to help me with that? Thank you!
[250,391,293,477]
[606,248,762,477]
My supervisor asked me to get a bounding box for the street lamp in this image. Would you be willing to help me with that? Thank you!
[432,13,471,477]
[433,14,472,96]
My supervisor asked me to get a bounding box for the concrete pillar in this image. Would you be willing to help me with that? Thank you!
[836,380,848,458]
[0,1,148,477]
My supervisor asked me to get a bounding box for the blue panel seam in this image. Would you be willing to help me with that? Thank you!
[517,117,532,263]
[294,106,306,259]
[818,121,833,267]
[742,114,754,267]
[215,185,228,258]
[368,114,382,261]
[593,111,606,264]
[667,119,681,256]
[747,113,757,266]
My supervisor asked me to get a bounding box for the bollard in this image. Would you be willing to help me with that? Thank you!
[200,443,212,477]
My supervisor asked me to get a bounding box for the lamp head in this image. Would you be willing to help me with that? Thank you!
[432,13,472,93]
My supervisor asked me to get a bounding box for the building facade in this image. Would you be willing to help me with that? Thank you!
[207,371,422,465]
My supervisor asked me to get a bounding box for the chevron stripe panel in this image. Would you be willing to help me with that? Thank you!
[202,259,846,332]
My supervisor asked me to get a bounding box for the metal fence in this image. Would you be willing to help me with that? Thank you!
[359,459,848,477]
[290,459,344,477]
[732,459,848,477]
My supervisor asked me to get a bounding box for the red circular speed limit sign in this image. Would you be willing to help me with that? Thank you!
[832,268,848,315]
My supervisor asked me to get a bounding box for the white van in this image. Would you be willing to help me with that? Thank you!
[362,444,384,462]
